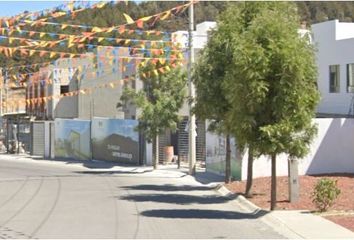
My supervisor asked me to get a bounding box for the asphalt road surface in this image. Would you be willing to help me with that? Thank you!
[0,157,285,239]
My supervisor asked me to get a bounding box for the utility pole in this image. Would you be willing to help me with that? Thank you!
[188,1,196,175]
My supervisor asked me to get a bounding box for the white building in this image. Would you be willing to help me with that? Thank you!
[172,21,217,50]
[312,20,354,116]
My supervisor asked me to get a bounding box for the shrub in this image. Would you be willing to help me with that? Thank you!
[312,178,341,212]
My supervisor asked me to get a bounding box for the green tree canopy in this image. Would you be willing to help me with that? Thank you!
[121,62,187,169]
[221,2,319,209]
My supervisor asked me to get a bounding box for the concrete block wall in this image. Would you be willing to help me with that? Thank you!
[240,118,354,180]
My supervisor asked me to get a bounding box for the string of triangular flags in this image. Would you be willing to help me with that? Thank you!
[4,54,186,84]
[3,61,184,108]
[18,1,193,33]
[0,25,170,41]
[0,34,184,58]
[0,45,184,60]
[2,47,184,71]
[1,1,114,28]
[0,32,178,50]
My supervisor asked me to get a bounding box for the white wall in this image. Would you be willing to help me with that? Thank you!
[145,142,152,166]
[44,121,50,158]
[312,20,354,115]
[241,118,354,180]
[171,21,216,50]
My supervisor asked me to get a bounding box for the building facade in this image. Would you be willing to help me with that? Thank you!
[312,20,354,116]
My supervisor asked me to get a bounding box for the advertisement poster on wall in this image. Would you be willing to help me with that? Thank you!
[92,117,140,164]
[206,123,241,180]
[54,119,91,160]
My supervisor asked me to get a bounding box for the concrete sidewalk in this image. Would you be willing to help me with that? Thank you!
[212,178,354,239]
[269,210,354,239]
[161,167,354,238]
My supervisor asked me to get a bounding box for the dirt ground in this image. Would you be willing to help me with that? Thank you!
[225,174,354,232]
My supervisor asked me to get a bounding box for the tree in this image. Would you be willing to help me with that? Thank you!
[223,2,320,210]
[121,62,187,169]
[193,21,234,183]
[194,2,272,191]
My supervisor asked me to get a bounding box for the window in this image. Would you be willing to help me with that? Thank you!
[347,64,354,93]
[329,65,340,93]
[60,85,69,94]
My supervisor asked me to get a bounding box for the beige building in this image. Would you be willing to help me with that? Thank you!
[27,47,140,121]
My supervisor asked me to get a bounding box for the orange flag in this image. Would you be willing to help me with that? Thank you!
[118,26,125,34]
[136,19,143,29]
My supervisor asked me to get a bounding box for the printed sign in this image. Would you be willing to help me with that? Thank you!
[206,122,241,180]
[54,119,91,160]
[92,117,139,164]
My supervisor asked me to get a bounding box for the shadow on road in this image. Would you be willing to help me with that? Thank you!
[120,184,215,192]
[41,157,141,170]
[73,169,152,175]
[194,171,225,184]
[140,209,269,219]
[120,193,232,205]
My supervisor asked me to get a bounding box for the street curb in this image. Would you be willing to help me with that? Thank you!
[215,184,304,239]
[216,185,262,212]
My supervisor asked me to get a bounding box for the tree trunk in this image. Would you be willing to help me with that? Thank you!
[225,134,231,183]
[271,153,277,211]
[245,145,254,197]
[153,135,159,170]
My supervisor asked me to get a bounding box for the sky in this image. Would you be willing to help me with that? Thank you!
[0,1,65,17]
[0,1,142,18]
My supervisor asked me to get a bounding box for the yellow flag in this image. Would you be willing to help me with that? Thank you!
[67,1,74,11]
[8,48,13,57]
[123,13,134,24]
[96,2,107,9]
[40,41,48,47]
[92,27,103,33]
[159,59,166,65]
[29,50,35,56]
[50,52,57,58]
[16,27,22,34]
[160,11,171,20]
[40,32,46,38]
[61,24,68,30]
[98,37,104,43]
[107,27,115,33]
[79,37,87,43]
[68,36,75,44]
[142,16,153,22]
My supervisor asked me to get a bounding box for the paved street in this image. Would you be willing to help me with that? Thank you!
[0,157,284,239]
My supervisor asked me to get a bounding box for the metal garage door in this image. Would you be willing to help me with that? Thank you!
[31,122,45,156]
